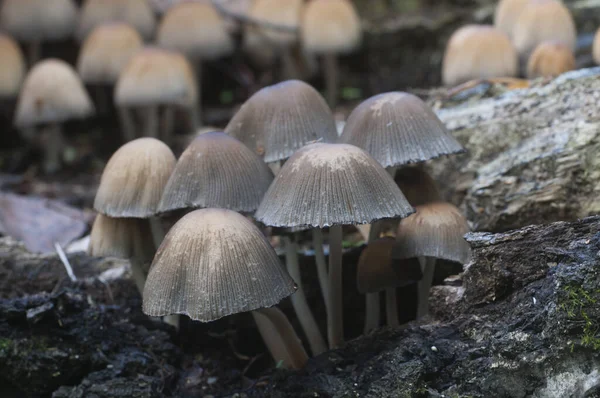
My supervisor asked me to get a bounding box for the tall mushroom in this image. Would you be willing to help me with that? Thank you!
[0,33,25,101]
[143,208,308,369]
[255,143,414,348]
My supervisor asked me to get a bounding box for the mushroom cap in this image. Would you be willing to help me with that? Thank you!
[301,0,361,54]
[393,201,471,264]
[142,208,297,321]
[77,0,156,41]
[114,47,197,107]
[255,143,414,228]
[94,137,176,218]
[225,80,338,163]
[0,0,78,42]
[526,41,575,79]
[442,24,518,87]
[77,22,143,85]
[157,2,234,61]
[513,0,576,58]
[0,33,25,98]
[339,92,465,167]
[89,214,154,263]
[356,237,423,294]
[14,59,94,128]
[394,166,442,207]
[244,0,302,49]
[159,132,274,214]
[494,0,530,38]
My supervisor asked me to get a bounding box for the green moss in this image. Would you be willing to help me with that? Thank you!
[559,285,600,351]
[0,338,13,352]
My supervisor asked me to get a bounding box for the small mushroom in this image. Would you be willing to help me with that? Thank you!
[0,33,25,100]
[392,202,471,319]
[142,208,307,369]
[593,28,600,65]
[494,0,530,39]
[301,0,362,107]
[442,25,518,87]
[526,41,575,79]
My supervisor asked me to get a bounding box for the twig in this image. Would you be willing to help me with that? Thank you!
[211,0,298,33]
[54,242,77,282]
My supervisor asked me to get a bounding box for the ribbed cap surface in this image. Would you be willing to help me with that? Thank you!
[301,0,361,54]
[94,138,176,218]
[340,92,465,167]
[225,80,338,163]
[77,0,156,41]
[159,132,274,213]
[0,0,77,42]
[89,214,154,263]
[255,143,414,228]
[0,34,25,98]
[393,202,471,264]
[142,208,297,321]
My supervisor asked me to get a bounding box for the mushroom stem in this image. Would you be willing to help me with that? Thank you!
[283,236,327,356]
[129,256,149,295]
[161,106,175,146]
[363,292,380,334]
[417,256,437,319]
[28,41,41,67]
[194,62,203,126]
[42,124,65,174]
[312,228,330,313]
[150,218,166,250]
[323,53,338,108]
[281,47,299,80]
[130,220,157,295]
[94,85,108,115]
[327,224,344,348]
[252,307,309,369]
[144,105,160,138]
[385,288,399,327]
[118,106,137,142]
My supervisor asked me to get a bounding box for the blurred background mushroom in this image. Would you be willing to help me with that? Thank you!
[0,33,25,102]
[527,41,576,79]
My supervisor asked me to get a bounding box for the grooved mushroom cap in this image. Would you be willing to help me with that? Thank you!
[513,0,576,58]
[356,237,422,294]
[89,214,154,262]
[77,23,143,85]
[494,0,530,38]
[244,0,303,49]
[442,25,518,87]
[339,92,465,167]
[142,208,297,321]
[0,0,78,42]
[157,2,234,61]
[394,167,442,207]
[159,132,274,213]
[77,0,156,41]
[526,41,575,79]
[14,59,94,128]
[392,202,471,264]
[115,47,197,107]
[0,34,25,98]
[225,80,338,163]
[255,143,414,228]
[94,138,176,218]
[301,0,361,54]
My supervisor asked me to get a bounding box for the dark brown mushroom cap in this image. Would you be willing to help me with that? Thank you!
[393,202,471,264]
[225,80,338,163]
[158,132,274,214]
[94,138,176,218]
[88,214,153,263]
[356,237,423,294]
[142,208,297,321]
[339,92,465,167]
[394,166,442,207]
[255,143,414,228]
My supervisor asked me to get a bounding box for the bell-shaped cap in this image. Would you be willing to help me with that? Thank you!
[339,92,465,167]
[393,202,471,264]
[301,0,361,55]
[526,41,575,79]
[89,214,153,263]
[356,237,423,294]
[115,47,197,108]
[14,59,94,128]
[77,0,156,41]
[159,132,274,214]
[494,0,530,39]
[394,166,442,207]
[94,138,176,218]
[255,143,414,228]
[225,80,338,163]
[0,34,25,98]
[244,0,302,49]
[77,22,143,85]
[0,0,78,42]
[142,208,297,321]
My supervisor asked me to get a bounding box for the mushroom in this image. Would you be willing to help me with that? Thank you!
[301,0,362,107]
[143,208,307,369]
[513,0,576,61]
[392,202,471,319]
[114,47,198,143]
[0,33,25,100]
[356,237,422,328]
[77,0,156,42]
[526,41,575,79]
[0,0,78,65]
[394,166,443,207]
[76,22,143,125]
[594,28,600,65]
[157,1,234,125]
[255,143,414,348]
[14,59,94,173]
[494,0,530,39]
[441,25,518,87]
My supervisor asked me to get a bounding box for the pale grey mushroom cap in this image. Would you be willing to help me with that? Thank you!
[88,214,153,263]
[225,80,338,164]
[159,132,274,214]
[255,143,414,228]
[339,92,465,168]
[393,201,472,264]
[142,208,297,321]
[0,0,78,42]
